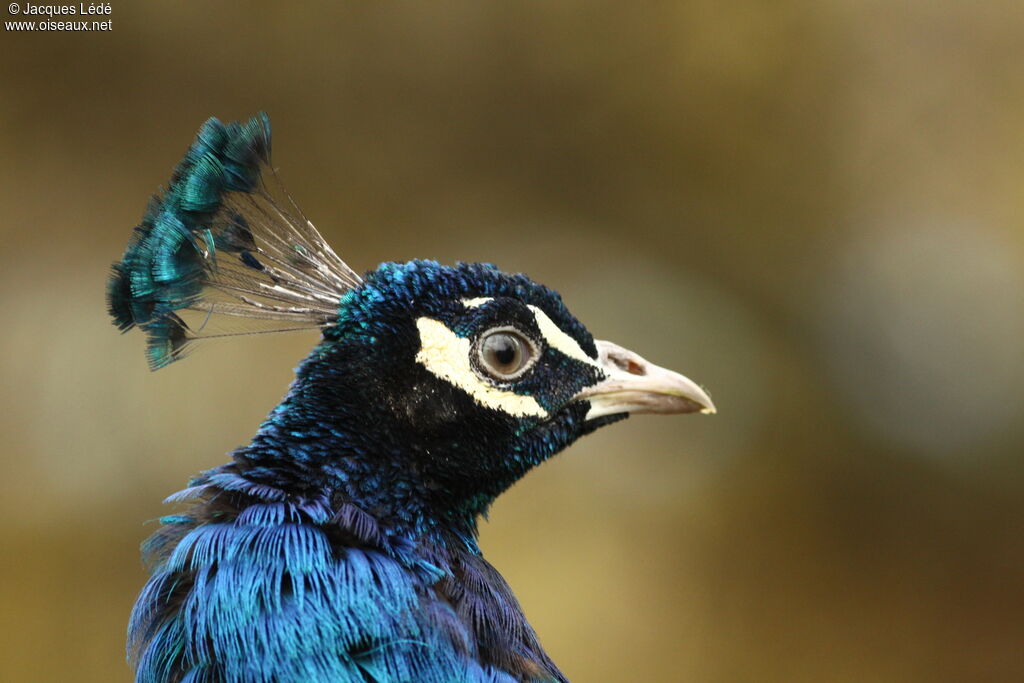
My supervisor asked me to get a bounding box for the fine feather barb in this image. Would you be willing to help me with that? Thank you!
[107,113,360,369]
[266,165,363,289]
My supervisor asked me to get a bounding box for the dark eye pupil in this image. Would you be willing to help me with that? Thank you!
[488,335,520,369]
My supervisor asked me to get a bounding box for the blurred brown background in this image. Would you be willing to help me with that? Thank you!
[3,1,1024,681]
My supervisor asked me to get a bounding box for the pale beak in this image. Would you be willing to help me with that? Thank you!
[573,340,715,420]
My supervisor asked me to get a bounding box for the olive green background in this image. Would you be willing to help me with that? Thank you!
[3,2,1024,681]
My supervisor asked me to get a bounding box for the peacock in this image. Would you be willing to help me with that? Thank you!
[108,113,714,683]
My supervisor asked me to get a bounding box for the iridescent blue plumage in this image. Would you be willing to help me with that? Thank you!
[131,476,525,682]
[111,115,713,682]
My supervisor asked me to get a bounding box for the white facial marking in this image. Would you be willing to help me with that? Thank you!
[415,317,548,418]
[463,297,601,367]
[527,306,601,369]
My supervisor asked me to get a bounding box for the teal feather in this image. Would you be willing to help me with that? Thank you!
[108,113,272,367]
[108,112,355,369]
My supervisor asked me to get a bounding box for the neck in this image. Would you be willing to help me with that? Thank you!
[156,462,563,682]
[229,368,487,548]
[223,340,596,549]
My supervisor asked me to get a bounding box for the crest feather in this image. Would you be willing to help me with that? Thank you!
[107,113,360,369]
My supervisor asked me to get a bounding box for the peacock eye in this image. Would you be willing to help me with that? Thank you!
[477,328,538,381]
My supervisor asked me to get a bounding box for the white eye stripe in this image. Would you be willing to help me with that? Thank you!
[526,305,601,368]
[460,297,601,369]
[414,317,548,418]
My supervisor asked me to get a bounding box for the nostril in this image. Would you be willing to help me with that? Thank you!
[623,358,645,375]
[608,351,646,376]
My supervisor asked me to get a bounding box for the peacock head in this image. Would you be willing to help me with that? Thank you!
[274,259,714,514]
[108,113,713,525]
